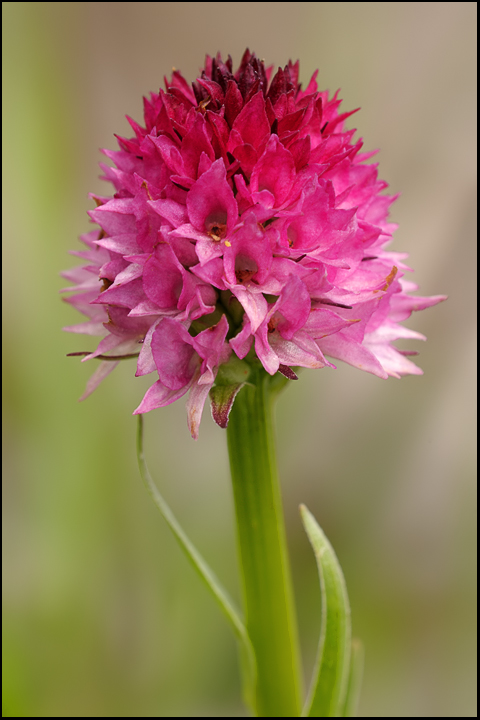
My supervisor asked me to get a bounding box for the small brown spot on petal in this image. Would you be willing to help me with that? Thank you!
[268,317,277,333]
[141,180,153,201]
[206,212,228,242]
[235,254,258,283]
[236,269,256,283]
[100,278,113,292]
[208,223,227,241]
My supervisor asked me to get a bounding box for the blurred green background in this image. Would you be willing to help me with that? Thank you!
[2,3,476,717]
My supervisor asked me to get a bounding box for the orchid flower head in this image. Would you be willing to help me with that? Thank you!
[62,50,446,438]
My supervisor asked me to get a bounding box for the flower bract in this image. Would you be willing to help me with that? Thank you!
[62,50,446,438]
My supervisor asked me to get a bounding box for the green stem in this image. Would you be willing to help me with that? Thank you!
[226,366,302,717]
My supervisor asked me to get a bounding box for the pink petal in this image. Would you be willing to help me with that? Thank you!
[304,308,360,338]
[136,320,161,377]
[229,321,253,359]
[181,113,215,179]
[88,200,137,236]
[250,135,296,207]
[318,332,388,379]
[229,91,270,151]
[270,330,329,370]
[389,293,447,323]
[273,274,311,340]
[79,361,120,401]
[254,328,281,375]
[231,286,268,332]
[143,245,183,309]
[186,159,238,236]
[151,318,199,390]
[63,322,107,336]
[134,380,190,414]
[186,380,213,440]
[148,197,189,227]
[223,215,272,286]
[365,343,423,379]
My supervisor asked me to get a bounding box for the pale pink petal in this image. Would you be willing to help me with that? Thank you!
[186,159,238,235]
[231,286,268,332]
[270,330,330,370]
[134,380,190,414]
[151,319,199,390]
[63,322,107,336]
[186,380,213,440]
[79,361,120,401]
[230,322,253,359]
[136,320,161,377]
[366,343,424,378]
[318,333,388,379]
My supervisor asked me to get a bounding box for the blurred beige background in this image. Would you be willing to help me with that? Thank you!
[2,3,476,717]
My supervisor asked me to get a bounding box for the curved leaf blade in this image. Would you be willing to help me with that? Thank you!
[342,639,364,717]
[300,504,352,717]
[136,415,257,713]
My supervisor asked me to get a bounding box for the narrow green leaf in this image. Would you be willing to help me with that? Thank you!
[342,639,364,717]
[136,415,257,713]
[300,504,352,718]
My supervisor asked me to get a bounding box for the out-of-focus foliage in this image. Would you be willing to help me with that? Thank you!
[2,3,476,717]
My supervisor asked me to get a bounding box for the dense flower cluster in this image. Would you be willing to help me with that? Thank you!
[62,50,445,437]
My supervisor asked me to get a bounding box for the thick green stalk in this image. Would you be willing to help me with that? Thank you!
[226,367,302,717]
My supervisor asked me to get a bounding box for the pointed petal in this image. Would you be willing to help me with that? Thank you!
[134,380,190,414]
[79,361,120,401]
[186,380,212,439]
[210,383,245,429]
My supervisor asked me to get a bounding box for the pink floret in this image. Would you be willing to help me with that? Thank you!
[62,49,446,437]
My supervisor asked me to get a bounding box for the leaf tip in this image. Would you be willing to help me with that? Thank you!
[299,502,313,526]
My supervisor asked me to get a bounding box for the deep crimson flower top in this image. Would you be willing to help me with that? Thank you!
[62,50,445,437]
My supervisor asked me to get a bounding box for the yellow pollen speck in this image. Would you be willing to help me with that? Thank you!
[382,266,398,291]
[374,266,398,293]
[224,240,231,247]
[141,181,153,201]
